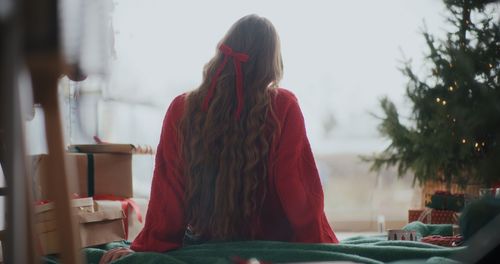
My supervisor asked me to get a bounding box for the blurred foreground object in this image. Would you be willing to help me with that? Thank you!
[22,0,82,262]
[453,197,500,263]
[1,0,112,262]
[459,197,500,241]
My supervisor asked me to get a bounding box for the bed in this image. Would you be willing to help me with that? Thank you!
[43,222,464,264]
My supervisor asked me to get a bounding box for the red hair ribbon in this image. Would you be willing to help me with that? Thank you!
[202,44,249,120]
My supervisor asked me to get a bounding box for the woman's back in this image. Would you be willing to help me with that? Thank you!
[177,15,284,241]
[101,14,338,264]
[129,15,337,253]
[130,88,337,252]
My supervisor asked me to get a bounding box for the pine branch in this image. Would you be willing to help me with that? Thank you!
[364,0,500,187]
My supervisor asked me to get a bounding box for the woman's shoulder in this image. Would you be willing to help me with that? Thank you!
[272,88,300,111]
[273,88,298,101]
[167,89,299,117]
[270,88,302,122]
[166,93,188,120]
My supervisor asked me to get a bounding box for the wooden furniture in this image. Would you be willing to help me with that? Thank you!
[0,0,82,263]
[29,55,83,264]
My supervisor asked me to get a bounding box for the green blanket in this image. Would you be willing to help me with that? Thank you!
[43,222,465,264]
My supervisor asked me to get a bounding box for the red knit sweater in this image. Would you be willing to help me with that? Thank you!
[131,88,338,252]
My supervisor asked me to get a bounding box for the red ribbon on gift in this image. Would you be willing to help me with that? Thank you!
[421,235,463,247]
[35,199,51,206]
[35,195,144,240]
[93,195,143,240]
[34,193,84,205]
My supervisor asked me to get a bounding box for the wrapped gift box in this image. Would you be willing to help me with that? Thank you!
[68,143,153,154]
[33,152,133,199]
[68,143,155,198]
[94,198,149,241]
[427,191,465,212]
[35,197,95,222]
[35,205,125,255]
[408,209,459,224]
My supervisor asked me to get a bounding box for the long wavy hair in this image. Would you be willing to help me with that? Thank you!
[179,14,283,240]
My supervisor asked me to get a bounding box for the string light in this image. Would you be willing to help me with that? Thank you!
[475,142,479,148]
[453,118,456,122]
[436,97,441,103]
[442,100,447,105]
[482,142,485,146]
[449,86,454,91]
[462,139,467,144]
[489,63,493,69]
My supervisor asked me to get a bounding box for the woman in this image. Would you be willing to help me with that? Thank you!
[100,14,338,264]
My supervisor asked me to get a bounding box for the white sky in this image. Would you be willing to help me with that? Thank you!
[108,0,449,154]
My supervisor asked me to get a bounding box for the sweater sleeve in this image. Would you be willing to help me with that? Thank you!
[274,93,338,243]
[131,96,186,252]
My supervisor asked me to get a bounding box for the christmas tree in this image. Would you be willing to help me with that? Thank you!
[367,0,500,188]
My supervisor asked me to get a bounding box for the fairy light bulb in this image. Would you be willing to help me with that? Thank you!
[462,139,467,144]
[475,142,479,148]
[436,98,441,103]
[442,100,447,105]
[449,86,454,91]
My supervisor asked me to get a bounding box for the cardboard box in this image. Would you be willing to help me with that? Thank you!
[35,197,95,222]
[68,143,153,154]
[34,153,133,199]
[94,198,149,241]
[36,209,126,255]
[408,209,458,224]
[68,144,136,154]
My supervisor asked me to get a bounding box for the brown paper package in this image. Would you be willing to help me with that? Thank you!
[34,153,133,200]
[36,209,126,255]
[94,198,149,242]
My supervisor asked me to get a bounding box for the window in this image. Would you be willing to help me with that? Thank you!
[41,0,448,231]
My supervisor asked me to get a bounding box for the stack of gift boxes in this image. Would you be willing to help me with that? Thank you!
[408,191,465,225]
[35,197,125,255]
[33,144,151,255]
